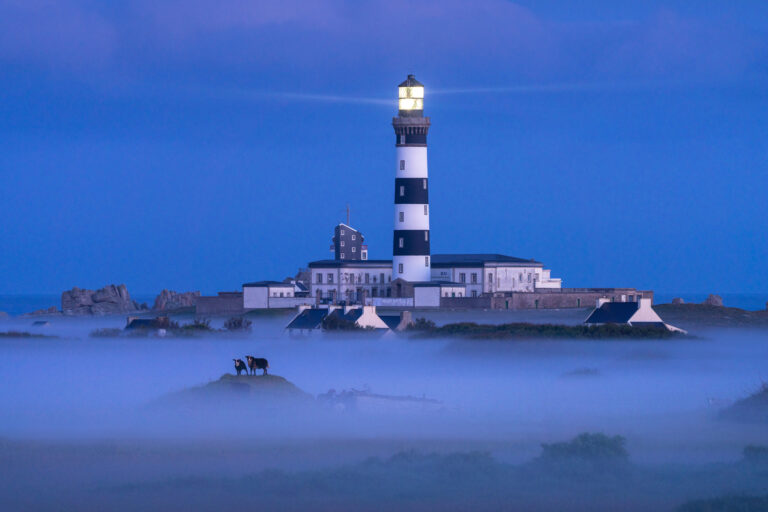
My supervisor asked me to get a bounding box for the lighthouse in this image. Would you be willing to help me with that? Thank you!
[392,74,431,282]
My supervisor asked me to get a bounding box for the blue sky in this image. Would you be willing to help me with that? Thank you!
[0,0,767,295]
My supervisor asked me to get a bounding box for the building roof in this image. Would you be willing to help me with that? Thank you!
[412,281,465,288]
[431,254,541,268]
[242,281,293,288]
[585,302,639,324]
[379,315,403,330]
[335,223,360,233]
[399,74,423,88]
[286,308,328,330]
[308,259,392,268]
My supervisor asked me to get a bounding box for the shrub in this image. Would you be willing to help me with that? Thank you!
[224,316,252,332]
[535,433,629,471]
[181,318,212,331]
[408,317,436,330]
[89,328,122,338]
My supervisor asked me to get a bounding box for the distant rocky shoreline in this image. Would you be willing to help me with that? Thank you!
[20,285,200,317]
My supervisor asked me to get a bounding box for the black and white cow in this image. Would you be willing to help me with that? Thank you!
[245,356,269,375]
[233,358,248,376]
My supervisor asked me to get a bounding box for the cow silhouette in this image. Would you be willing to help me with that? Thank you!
[245,356,269,375]
[233,358,248,376]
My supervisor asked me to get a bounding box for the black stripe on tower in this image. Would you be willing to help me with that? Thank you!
[394,178,429,204]
[395,133,427,145]
[393,230,431,255]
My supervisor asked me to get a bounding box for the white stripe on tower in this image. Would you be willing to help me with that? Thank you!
[392,74,431,282]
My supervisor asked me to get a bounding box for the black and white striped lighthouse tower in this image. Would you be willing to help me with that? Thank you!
[392,74,431,282]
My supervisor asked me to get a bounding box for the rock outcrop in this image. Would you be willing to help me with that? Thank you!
[703,294,724,307]
[61,284,146,316]
[671,297,685,305]
[26,306,60,316]
[153,290,200,311]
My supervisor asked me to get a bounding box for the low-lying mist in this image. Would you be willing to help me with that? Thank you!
[1,310,767,510]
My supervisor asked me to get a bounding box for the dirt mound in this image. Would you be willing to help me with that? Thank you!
[152,374,313,410]
[720,384,768,423]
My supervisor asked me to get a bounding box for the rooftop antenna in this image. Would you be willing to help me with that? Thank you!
[346,203,350,225]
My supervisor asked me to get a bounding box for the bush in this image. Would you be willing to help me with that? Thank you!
[534,433,630,473]
[408,317,436,330]
[416,321,679,339]
[181,318,212,331]
[540,433,628,461]
[89,328,122,338]
[224,317,252,332]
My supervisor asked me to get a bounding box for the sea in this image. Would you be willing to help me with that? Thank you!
[0,294,157,317]
[0,292,765,317]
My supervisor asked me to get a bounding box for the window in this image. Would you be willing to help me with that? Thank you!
[422,179,427,189]
[340,229,345,235]
[459,273,466,283]
[388,275,391,282]
[528,274,532,283]
[279,292,284,297]
[424,205,428,215]
[327,273,333,284]
[488,273,493,285]
[398,237,404,248]
[424,231,428,241]
[399,135,405,144]
[399,211,404,222]
[340,253,345,259]
[365,274,370,283]
[399,186,405,197]
[471,273,477,284]
[380,273,385,284]
[471,290,477,298]
[425,256,429,266]
[352,247,356,252]
[357,274,361,283]
[400,160,405,170]
[340,240,345,247]
[351,234,356,240]
[316,274,322,284]
[398,263,404,274]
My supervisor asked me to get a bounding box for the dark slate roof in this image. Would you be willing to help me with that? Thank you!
[242,281,293,287]
[399,74,423,87]
[585,302,639,324]
[345,309,363,322]
[295,282,309,292]
[430,254,541,268]
[308,259,392,268]
[380,315,402,330]
[286,309,328,330]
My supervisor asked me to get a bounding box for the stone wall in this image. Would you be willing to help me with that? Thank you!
[492,289,654,310]
[195,294,244,317]
[440,296,493,309]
